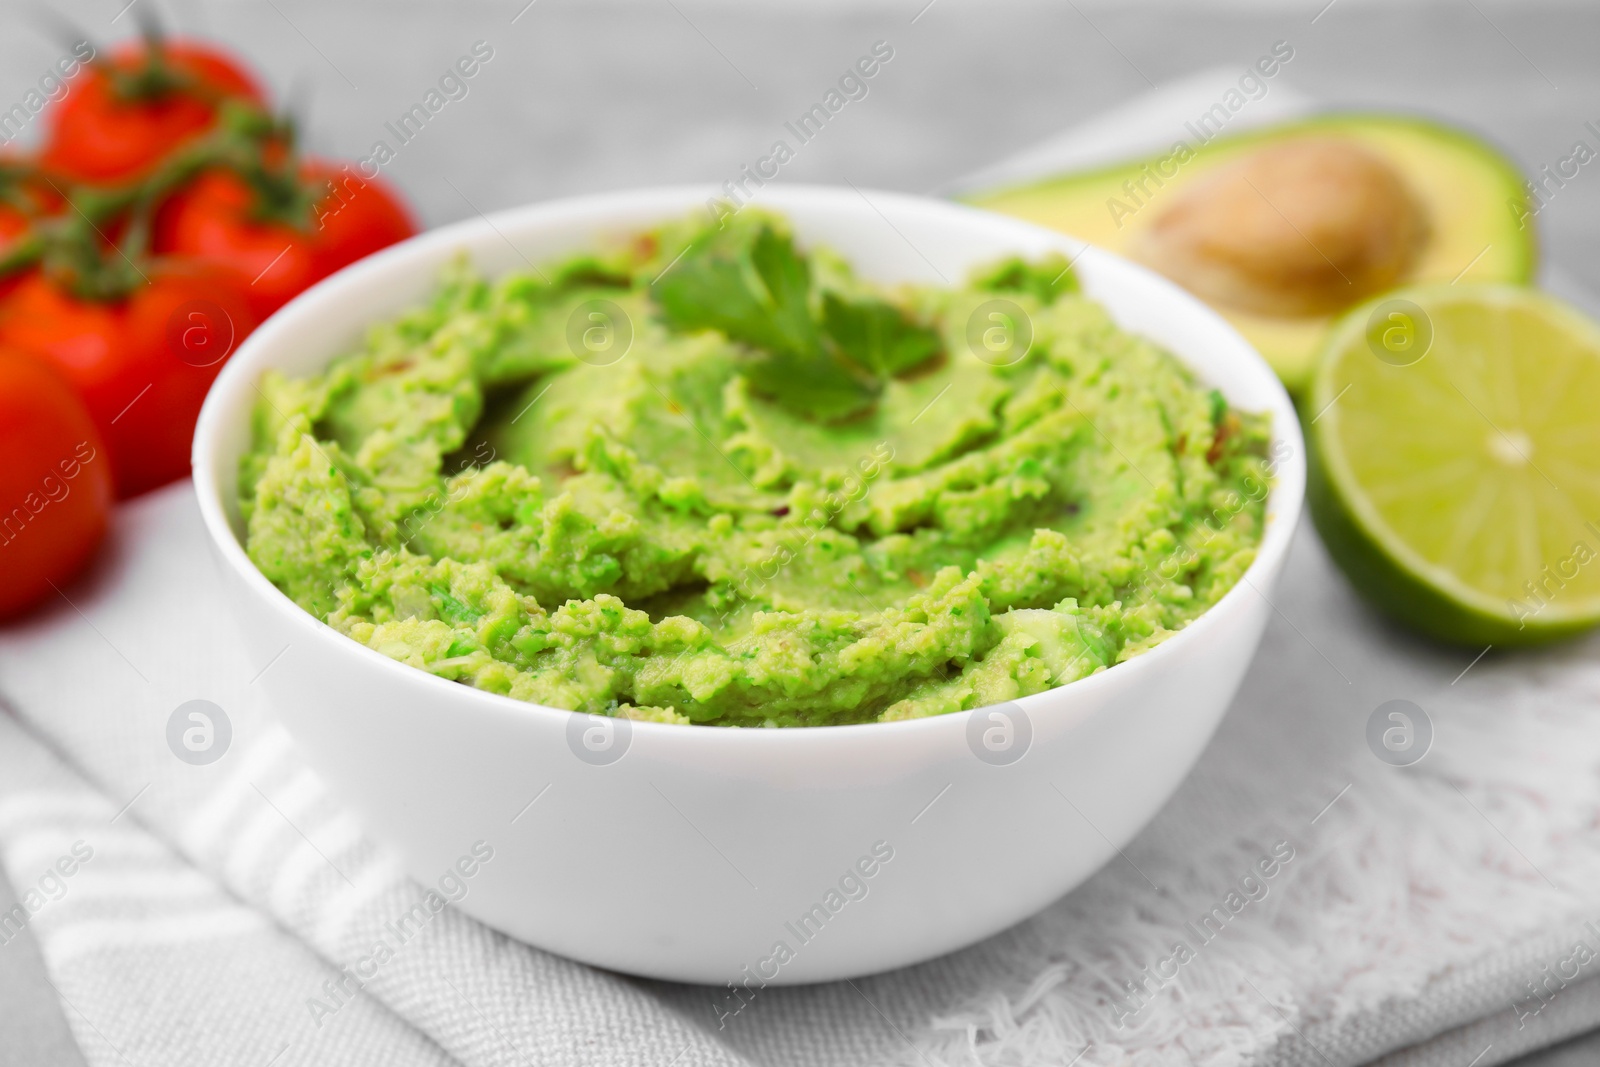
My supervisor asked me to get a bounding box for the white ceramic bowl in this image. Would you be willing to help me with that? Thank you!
[192,185,1304,985]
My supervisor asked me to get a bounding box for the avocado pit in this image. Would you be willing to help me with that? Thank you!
[1133,136,1430,318]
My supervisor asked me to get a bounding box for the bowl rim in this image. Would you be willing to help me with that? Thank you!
[191,182,1306,746]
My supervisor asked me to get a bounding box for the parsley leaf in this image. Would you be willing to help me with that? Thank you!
[653,220,880,421]
[652,215,957,421]
[820,291,942,378]
[744,335,883,423]
[653,223,814,356]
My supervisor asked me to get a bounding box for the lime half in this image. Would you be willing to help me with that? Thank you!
[1308,283,1600,646]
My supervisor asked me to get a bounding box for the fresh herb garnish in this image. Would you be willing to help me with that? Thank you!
[821,291,942,378]
[652,216,942,422]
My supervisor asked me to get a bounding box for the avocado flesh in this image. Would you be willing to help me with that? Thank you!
[966,114,1537,396]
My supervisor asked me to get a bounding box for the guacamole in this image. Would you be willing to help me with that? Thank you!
[239,210,1272,727]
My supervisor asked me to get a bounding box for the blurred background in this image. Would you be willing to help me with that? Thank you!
[2,0,1591,286]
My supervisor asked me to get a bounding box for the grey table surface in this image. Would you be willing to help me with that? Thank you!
[0,2,1596,1064]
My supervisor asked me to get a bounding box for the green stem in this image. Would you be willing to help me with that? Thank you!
[0,98,309,300]
[0,234,43,277]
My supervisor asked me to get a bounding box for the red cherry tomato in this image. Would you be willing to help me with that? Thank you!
[153,159,415,317]
[0,262,256,498]
[0,350,113,619]
[42,39,265,184]
[0,204,25,247]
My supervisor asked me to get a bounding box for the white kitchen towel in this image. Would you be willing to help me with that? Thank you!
[5,71,1600,1067]
[0,712,458,1067]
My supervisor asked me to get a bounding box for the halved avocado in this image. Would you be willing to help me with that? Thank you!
[966,114,1537,396]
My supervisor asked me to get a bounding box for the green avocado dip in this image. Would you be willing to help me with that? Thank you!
[238,210,1273,727]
